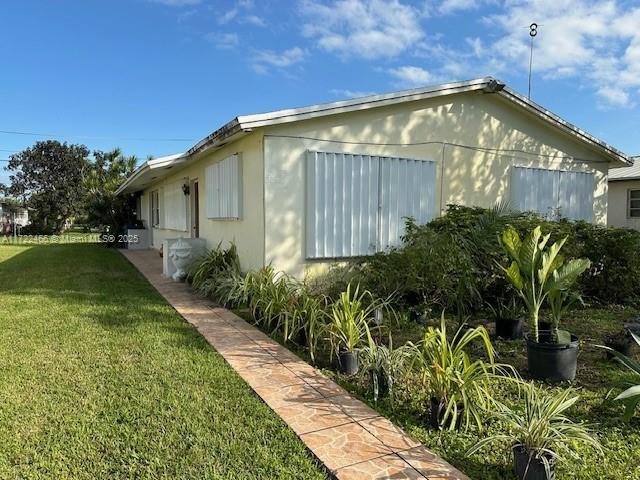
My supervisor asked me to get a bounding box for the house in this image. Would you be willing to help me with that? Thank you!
[0,202,29,235]
[116,77,631,278]
[607,157,640,230]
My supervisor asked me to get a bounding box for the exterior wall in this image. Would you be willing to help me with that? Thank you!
[140,132,265,273]
[608,179,640,230]
[263,91,610,278]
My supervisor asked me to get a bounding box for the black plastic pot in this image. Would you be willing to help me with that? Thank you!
[513,445,556,480]
[429,397,464,430]
[604,337,633,360]
[526,333,579,382]
[337,349,360,376]
[368,370,389,398]
[294,328,308,347]
[496,316,524,340]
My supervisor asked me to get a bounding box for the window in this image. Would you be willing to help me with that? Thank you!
[306,151,437,258]
[163,180,187,231]
[510,166,594,221]
[151,190,160,227]
[205,154,242,219]
[628,190,640,218]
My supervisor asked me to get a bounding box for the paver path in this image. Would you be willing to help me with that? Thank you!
[121,249,469,480]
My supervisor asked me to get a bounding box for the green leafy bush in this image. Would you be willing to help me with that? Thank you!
[188,242,241,303]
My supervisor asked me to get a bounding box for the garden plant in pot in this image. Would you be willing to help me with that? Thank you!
[500,226,591,382]
[598,331,640,420]
[359,331,412,403]
[467,383,602,480]
[407,315,516,430]
[327,283,384,376]
[488,295,525,340]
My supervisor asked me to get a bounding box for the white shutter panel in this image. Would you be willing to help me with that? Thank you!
[306,151,379,258]
[163,180,187,231]
[205,154,242,219]
[379,157,437,250]
[558,170,594,221]
[511,167,559,219]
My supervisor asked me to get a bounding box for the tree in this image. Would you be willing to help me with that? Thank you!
[84,148,137,233]
[2,140,90,233]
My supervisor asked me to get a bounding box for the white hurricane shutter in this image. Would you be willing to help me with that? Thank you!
[558,170,594,221]
[306,151,437,258]
[163,181,187,231]
[306,151,379,258]
[511,166,594,221]
[379,157,437,250]
[205,154,242,219]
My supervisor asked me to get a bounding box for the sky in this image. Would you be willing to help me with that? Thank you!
[1,0,640,185]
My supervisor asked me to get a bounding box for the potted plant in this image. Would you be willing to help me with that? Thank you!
[488,295,525,340]
[359,331,412,402]
[603,329,634,360]
[500,226,590,382]
[598,331,640,420]
[467,383,602,480]
[407,314,515,430]
[327,283,382,375]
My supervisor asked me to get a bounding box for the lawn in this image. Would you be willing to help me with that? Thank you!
[0,244,327,480]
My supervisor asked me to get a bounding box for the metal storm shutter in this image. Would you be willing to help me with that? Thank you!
[511,167,559,219]
[379,157,437,250]
[558,170,594,221]
[511,166,594,221]
[163,180,187,231]
[306,151,379,258]
[206,154,242,219]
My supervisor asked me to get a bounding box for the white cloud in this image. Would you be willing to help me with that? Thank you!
[218,9,239,24]
[300,0,425,59]
[252,47,307,73]
[217,1,266,27]
[242,14,267,27]
[479,0,640,107]
[150,0,201,6]
[438,0,482,14]
[388,65,436,88]
[205,32,240,49]
[330,88,377,98]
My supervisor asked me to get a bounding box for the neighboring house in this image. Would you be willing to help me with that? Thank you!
[0,202,29,235]
[608,157,640,230]
[116,77,631,278]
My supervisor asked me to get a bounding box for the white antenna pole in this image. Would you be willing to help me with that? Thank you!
[528,23,538,100]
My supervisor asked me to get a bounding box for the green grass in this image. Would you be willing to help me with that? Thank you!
[0,245,327,480]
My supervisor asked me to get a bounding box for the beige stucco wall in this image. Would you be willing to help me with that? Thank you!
[140,132,265,272]
[262,91,611,278]
[608,179,640,230]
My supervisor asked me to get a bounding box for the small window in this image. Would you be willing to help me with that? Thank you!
[205,154,242,219]
[629,190,640,217]
[151,190,160,227]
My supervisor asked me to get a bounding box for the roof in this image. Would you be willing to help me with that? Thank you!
[117,77,632,195]
[609,156,640,181]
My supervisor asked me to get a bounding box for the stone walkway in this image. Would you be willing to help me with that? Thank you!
[121,249,469,480]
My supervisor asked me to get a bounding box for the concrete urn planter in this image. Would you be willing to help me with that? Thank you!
[168,238,193,281]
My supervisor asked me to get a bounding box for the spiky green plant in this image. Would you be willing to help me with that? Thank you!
[467,383,602,476]
[500,225,590,343]
[359,331,412,403]
[598,331,640,420]
[326,283,383,354]
[407,314,516,431]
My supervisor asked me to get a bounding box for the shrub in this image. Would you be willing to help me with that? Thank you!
[188,242,241,303]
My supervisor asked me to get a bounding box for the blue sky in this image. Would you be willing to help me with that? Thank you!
[1,0,639,185]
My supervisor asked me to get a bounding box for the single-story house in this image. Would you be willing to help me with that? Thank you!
[116,77,631,278]
[608,157,640,230]
[0,202,29,235]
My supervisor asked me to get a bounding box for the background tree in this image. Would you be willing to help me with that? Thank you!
[84,148,138,233]
[2,140,90,233]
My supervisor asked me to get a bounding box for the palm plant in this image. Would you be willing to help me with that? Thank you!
[500,226,590,343]
[407,314,515,431]
[598,331,640,420]
[467,383,601,480]
[359,331,412,403]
